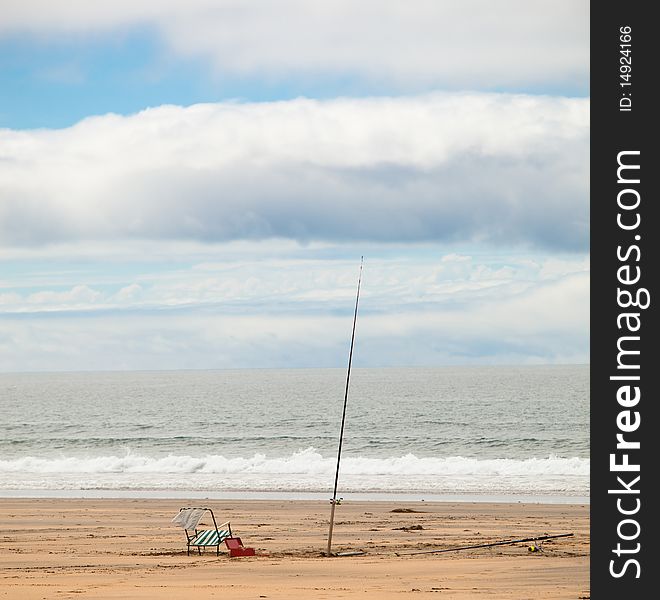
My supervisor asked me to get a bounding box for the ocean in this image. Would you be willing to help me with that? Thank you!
[0,366,589,502]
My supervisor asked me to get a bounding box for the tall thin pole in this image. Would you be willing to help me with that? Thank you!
[326,257,363,556]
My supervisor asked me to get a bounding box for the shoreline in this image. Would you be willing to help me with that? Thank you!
[0,489,590,504]
[0,497,589,599]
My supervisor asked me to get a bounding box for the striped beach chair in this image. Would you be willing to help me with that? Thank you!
[172,507,232,556]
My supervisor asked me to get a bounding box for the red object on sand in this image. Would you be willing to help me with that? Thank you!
[230,546,256,557]
[224,537,256,557]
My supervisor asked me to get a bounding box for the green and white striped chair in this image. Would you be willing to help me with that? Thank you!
[172,507,232,556]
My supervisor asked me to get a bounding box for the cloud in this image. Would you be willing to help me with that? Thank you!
[0,268,588,372]
[0,92,589,250]
[111,283,142,302]
[27,284,102,306]
[0,1,588,92]
[0,248,589,316]
[0,292,21,305]
[0,247,589,371]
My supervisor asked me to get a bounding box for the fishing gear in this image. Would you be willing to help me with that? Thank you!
[395,532,574,556]
[326,257,363,557]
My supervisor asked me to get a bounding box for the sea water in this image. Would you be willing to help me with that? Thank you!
[0,366,589,501]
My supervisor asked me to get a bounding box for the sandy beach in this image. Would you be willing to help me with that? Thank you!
[0,498,589,599]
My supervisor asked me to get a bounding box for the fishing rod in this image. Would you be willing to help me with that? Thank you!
[395,532,574,556]
[326,257,364,557]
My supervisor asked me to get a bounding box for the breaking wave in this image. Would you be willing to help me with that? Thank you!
[0,448,589,495]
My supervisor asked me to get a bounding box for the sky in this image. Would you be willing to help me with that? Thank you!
[0,1,589,372]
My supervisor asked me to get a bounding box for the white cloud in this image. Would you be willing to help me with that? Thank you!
[0,292,21,305]
[0,246,589,370]
[0,2,590,372]
[0,1,588,91]
[27,284,102,306]
[111,283,142,302]
[0,244,589,315]
[0,92,589,250]
[0,269,588,372]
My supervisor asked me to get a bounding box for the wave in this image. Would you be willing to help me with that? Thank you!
[0,447,588,476]
[0,448,588,494]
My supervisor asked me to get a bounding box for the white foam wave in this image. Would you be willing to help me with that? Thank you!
[0,448,589,494]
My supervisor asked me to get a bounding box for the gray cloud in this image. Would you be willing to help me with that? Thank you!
[0,93,589,250]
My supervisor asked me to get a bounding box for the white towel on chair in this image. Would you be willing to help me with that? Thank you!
[172,508,207,530]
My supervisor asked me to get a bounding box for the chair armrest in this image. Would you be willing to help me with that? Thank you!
[218,521,232,535]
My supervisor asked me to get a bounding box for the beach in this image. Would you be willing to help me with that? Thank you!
[0,498,589,599]
[1,368,590,597]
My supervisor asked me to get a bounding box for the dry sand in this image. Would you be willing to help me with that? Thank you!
[0,498,589,599]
